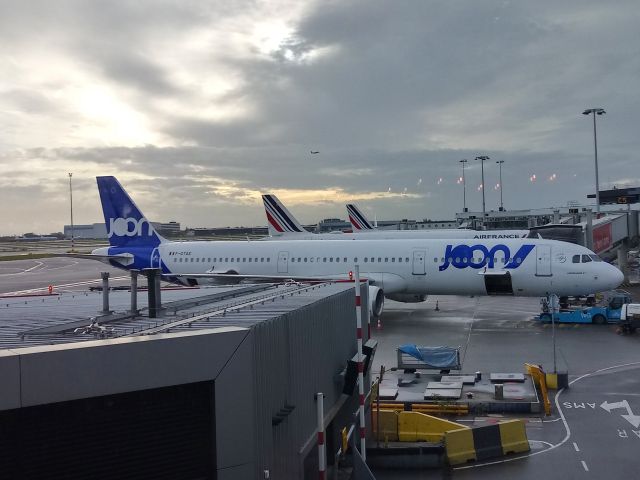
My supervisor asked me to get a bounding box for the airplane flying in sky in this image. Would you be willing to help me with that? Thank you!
[262,194,529,240]
[87,177,623,319]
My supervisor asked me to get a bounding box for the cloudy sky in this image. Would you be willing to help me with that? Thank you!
[1,0,639,235]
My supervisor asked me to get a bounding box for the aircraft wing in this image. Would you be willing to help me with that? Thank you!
[164,271,364,283]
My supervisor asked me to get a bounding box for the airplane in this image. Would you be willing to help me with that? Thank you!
[346,203,531,238]
[262,194,529,240]
[85,177,623,319]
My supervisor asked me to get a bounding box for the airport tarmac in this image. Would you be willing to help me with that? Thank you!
[372,295,640,479]
[1,257,639,479]
[0,257,143,296]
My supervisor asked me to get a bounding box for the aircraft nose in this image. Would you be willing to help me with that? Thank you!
[605,264,624,289]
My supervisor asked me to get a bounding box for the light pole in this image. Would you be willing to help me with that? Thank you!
[475,156,489,217]
[459,159,468,212]
[582,108,606,214]
[496,160,504,211]
[68,172,74,251]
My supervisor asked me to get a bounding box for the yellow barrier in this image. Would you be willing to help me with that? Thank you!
[372,409,399,441]
[398,411,468,442]
[374,403,469,415]
[526,363,551,415]
[444,427,477,464]
[498,420,530,455]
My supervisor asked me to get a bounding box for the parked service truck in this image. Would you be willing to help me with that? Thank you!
[618,303,640,334]
[539,292,632,325]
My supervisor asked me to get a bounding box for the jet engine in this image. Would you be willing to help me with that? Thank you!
[369,286,385,318]
[385,293,427,303]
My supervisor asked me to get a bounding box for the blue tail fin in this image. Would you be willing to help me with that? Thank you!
[96,176,165,248]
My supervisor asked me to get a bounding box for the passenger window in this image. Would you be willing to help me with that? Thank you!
[364,257,368,262]
[572,255,580,263]
[255,258,258,262]
[323,257,327,262]
[433,257,437,263]
[260,257,264,262]
[385,258,389,262]
[455,257,460,263]
[516,258,522,264]
[329,257,333,262]
[291,258,295,263]
[190,258,194,262]
[378,257,382,263]
[297,257,301,262]
[207,258,211,263]
[371,257,374,262]
[249,258,252,262]
[267,258,270,262]
[392,258,395,263]
[354,257,358,262]
[398,257,402,263]
[582,255,592,263]
[406,257,410,262]
[304,257,307,262]
[343,257,347,263]
[225,257,228,262]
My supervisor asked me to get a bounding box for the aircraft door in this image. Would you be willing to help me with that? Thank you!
[277,251,289,273]
[412,250,426,275]
[535,245,552,276]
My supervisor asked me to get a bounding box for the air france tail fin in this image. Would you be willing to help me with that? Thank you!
[96,176,165,248]
[346,204,374,231]
[262,194,307,236]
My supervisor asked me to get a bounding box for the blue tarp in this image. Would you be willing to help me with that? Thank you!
[398,344,460,368]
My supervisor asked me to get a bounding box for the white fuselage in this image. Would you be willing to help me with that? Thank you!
[121,237,624,297]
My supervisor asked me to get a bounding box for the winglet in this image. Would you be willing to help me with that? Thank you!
[346,204,374,231]
[262,194,307,236]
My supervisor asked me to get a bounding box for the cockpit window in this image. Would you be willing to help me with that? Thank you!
[589,254,603,262]
[581,255,592,263]
[572,255,580,263]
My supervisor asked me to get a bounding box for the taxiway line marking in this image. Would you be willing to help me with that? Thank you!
[453,361,640,471]
[581,460,589,472]
[573,442,580,452]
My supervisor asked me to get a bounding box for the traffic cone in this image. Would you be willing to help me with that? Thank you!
[435,300,440,311]
[376,316,382,330]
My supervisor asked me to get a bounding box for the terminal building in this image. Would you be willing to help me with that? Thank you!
[0,280,373,479]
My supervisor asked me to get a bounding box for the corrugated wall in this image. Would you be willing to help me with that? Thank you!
[251,284,369,479]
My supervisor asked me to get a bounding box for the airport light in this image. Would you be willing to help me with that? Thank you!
[68,172,74,252]
[475,156,490,217]
[459,159,468,212]
[582,108,606,214]
[496,160,505,211]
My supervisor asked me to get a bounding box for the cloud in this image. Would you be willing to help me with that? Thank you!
[0,0,639,234]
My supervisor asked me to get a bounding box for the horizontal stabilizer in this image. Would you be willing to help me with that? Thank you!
[50,253,134,265]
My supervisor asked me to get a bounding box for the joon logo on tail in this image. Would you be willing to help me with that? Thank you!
[439,244,535,271]
[108,217,153,238]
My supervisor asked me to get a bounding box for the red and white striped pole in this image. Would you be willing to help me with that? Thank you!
[317,392,326,479]
[354,265,366,460]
